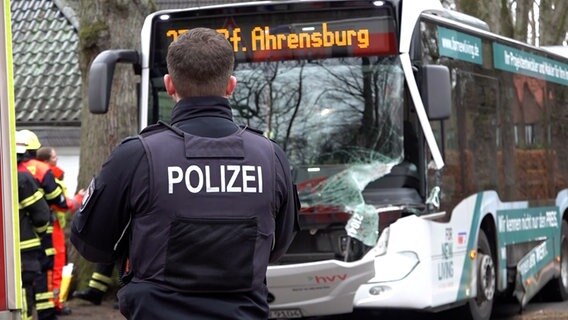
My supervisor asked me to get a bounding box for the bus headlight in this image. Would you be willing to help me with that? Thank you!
[374,227,390,256]
[372,251,419,282]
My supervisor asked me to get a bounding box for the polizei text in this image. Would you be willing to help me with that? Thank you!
[167,165,263,194]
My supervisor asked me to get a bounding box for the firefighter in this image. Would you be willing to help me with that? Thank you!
[17,129,68,320]
[72,263,115,305]
[17,141,51,320]
[37,146,84,315]
[71,28,298,319]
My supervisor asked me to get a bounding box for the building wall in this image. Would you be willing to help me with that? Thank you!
[56,146,80,196]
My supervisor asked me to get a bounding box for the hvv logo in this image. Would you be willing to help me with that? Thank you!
[308,274,348,284]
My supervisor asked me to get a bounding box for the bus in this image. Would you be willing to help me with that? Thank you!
[87,1,568,319]
[0,0,24,317]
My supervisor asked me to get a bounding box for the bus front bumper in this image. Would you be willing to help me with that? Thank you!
[267,257,375,318]
[353,252,432,310]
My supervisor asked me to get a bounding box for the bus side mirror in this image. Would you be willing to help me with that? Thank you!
[421,65,451,120]
[88,50,139,114]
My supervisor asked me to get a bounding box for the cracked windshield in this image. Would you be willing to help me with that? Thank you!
[152,56,404,246]
[232,57,404,245]
[150,10,404,246]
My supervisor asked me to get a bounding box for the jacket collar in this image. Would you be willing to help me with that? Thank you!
[170,96,233,125]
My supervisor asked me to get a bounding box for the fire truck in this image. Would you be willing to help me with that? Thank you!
[0,0,24,318]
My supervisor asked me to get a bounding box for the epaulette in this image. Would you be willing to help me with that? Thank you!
[120,135,139,143]
[139,121,171,137]
[239,125,280,145]
[118,122,168,145]
[240,125,264,136]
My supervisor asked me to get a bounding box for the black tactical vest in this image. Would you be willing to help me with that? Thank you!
[131,123,276,293]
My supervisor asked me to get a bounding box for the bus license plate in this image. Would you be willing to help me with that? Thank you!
[269,309,302,318]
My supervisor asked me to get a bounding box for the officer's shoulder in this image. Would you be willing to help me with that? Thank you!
[114,135,143,155]
[240,125,264,136]
[241,125,276,144]
[139,122,170,137]
[240,126,285,154]
[117,123,169,146]
[119,135,140,145]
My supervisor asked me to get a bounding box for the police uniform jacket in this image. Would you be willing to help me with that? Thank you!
[18,170,50,273]
[71,96,298,320]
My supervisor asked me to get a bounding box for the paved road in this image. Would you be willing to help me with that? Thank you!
[345,301,568,320]
[63,297,123,320]
[494,300,568,320]
[61,296,568,320]
[305,300,568,319]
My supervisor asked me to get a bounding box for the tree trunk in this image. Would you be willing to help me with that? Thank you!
[456,0,566,45]
[514,0,532,43]
[456,0,510,37]
[71,0,155,293]
[539,0,568,46]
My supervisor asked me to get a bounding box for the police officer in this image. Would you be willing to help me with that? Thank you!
[71,28,298,319]
[17,141,51,320]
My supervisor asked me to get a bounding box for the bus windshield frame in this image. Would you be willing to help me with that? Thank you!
[143,2,410,242]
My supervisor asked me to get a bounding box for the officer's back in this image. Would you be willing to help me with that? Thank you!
[71,28,297,320]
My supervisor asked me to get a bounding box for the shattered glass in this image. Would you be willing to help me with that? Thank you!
[231,56,405,246]
[318,155,401,245]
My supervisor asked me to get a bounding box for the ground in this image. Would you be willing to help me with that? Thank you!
[62,296,123,320]
[58,296,568,320]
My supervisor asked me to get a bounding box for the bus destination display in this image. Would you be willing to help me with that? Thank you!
[156,16,397,62]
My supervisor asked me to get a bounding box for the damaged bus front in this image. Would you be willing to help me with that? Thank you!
[85,0,451,318]
[143,1,450,318]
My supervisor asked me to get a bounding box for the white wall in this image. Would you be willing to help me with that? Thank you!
[55,146,80,195]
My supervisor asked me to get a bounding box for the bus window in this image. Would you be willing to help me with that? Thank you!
[454,72,499,202]
[421,17,568,208]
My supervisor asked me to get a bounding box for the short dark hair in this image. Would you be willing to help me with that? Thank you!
[166,28,235,98]
[36,146,54,162]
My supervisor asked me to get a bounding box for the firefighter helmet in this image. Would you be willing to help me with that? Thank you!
[18,129,42,151]
[15,130,27,154]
